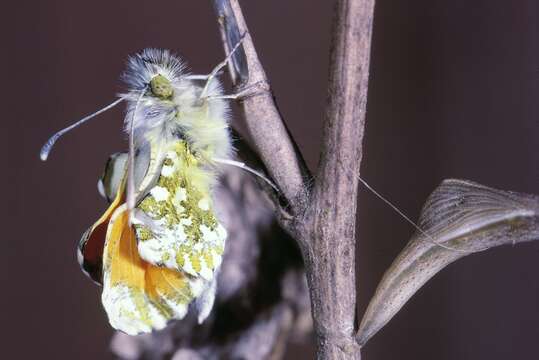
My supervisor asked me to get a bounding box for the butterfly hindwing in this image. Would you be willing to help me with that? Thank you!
[100,180,212,335]
[133,140,227,281]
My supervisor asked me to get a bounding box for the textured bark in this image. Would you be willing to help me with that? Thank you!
[212,1,375,359]
[301,0,375,358]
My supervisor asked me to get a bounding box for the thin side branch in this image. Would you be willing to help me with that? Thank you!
[212,0,310,213]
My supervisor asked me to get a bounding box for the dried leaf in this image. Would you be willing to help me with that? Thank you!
[357,179,539,345]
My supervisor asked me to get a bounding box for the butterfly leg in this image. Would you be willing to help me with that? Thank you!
[199,35,246,98]
[207,81,269,101]
[184,74,211,81]
[212,157,278,192]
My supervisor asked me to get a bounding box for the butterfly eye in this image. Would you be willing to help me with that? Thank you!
[150,74,174,99]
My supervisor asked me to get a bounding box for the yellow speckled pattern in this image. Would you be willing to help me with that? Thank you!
[134,141,226,279]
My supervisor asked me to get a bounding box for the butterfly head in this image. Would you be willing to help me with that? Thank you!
[123,48,185,95]
[149,74,174,100]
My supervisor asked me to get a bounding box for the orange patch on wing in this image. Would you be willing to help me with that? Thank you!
[105,208,192,299]
[102,205,194,333]
[106,208,146,288]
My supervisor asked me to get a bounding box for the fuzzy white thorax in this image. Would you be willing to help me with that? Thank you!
[122,48,233,164]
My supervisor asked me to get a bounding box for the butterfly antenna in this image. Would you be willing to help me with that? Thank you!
[40,97,125,161]
[127,88,147,214]
[357,176,470,253]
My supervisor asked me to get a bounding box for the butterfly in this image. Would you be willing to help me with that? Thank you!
[41,43,275,335]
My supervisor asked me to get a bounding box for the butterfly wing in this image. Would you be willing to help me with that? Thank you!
[78,149,151,284]
[79,150,212,334]
[133,140,227,282]
[101,202,206,335]
[78,157,128,285]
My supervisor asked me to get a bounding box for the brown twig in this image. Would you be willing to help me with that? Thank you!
[212,0,376,359]
[302,0,375,358]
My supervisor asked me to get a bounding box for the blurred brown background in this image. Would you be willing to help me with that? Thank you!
[4,0,538,359]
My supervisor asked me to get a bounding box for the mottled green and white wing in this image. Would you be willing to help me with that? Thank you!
[83,167,210,335]
[133,141,227,282]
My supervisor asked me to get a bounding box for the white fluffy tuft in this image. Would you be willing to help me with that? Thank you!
[121,49,233,170]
